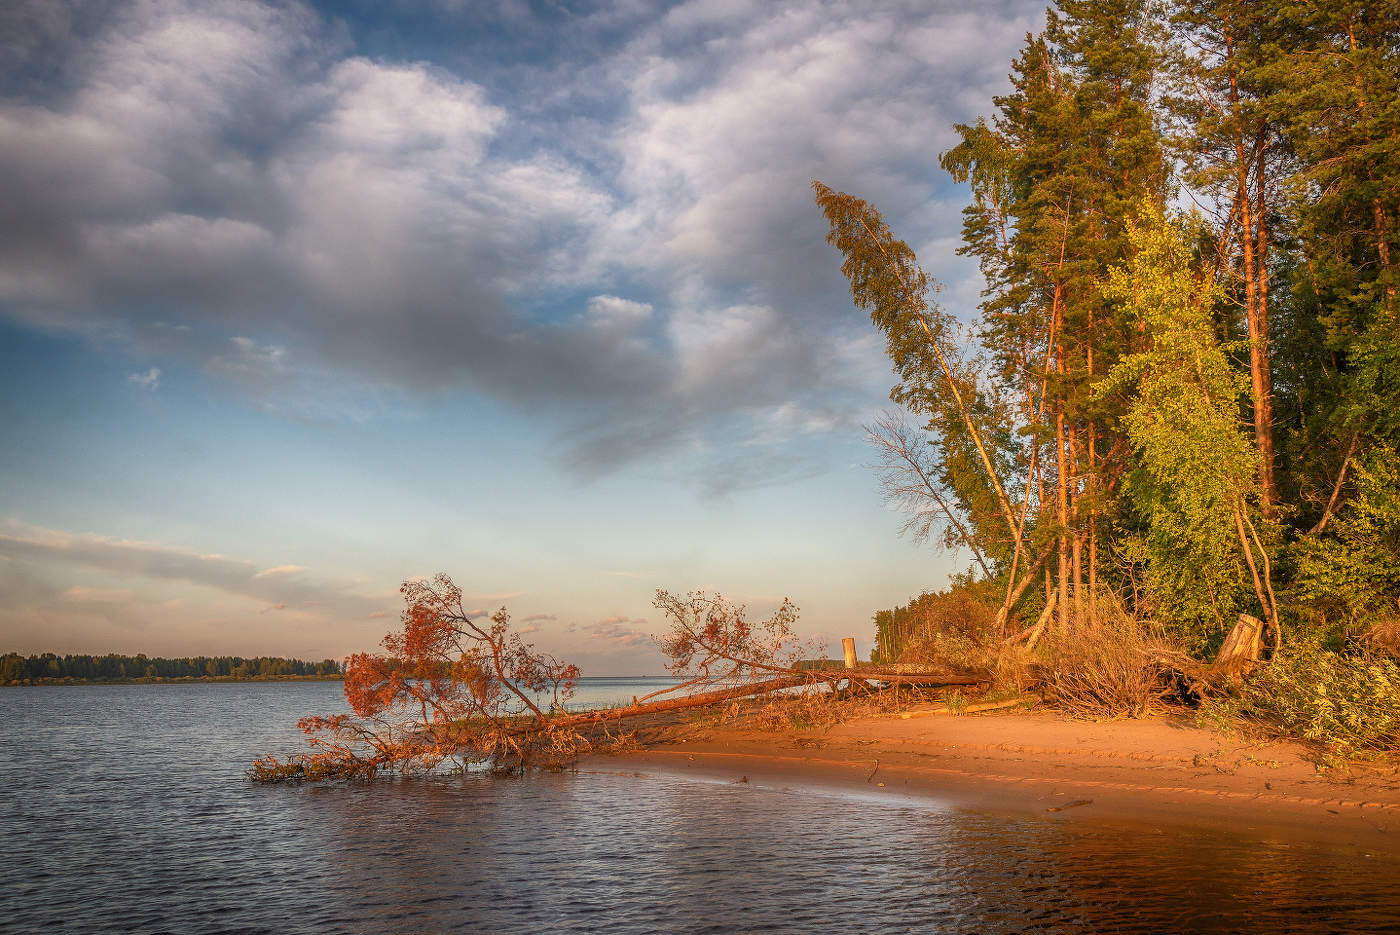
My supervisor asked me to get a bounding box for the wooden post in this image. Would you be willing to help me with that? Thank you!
[842,637,857,669]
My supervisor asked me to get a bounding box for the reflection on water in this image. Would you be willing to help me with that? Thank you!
[2,681,1397,933]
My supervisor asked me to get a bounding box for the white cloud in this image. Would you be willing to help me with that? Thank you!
[252,564,307,579]
[126,367,160,389]
[584,295,653,331]
[0,522,385,619]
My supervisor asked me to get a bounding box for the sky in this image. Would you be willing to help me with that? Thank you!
[0,0,1046,675]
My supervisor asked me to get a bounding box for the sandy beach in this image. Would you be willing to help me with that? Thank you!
[589,704,1400,850]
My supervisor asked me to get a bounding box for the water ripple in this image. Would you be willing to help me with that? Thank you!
[2,682,1398,933]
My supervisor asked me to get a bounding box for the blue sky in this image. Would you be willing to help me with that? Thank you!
[0,0,1043,674]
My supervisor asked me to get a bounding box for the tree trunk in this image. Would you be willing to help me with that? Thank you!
[1055,318,1070,628]
[1253,129,1277,507]
[1086,424,1097,625]
[1069,423,1083,613]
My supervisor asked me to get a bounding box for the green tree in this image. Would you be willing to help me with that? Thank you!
[1097,203,1278,646]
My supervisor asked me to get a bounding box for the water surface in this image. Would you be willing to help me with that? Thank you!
[3,681,1398,933]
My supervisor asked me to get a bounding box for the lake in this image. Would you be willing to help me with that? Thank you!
[3,680,1398,933]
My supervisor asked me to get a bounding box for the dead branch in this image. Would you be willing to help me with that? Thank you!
[1308,430,1360,535]
[867,412,993,577]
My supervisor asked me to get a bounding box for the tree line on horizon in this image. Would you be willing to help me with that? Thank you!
[2,652,344,684]
[815,1,1399,742]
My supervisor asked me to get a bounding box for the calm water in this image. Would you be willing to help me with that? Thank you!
[3,681,1399,934]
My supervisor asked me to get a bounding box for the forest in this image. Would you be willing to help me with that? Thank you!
[2,652,343,684]
[828,0,1400,755]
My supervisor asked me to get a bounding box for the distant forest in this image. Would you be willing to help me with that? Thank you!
[2,652,343,685]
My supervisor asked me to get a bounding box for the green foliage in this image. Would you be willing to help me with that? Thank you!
[871,580,999,665]
[838,0,1400,755]
[1200,642,1400,760]
[1296,445,1400,623]
[815,182,1019,565]
[1097,204,1263,641]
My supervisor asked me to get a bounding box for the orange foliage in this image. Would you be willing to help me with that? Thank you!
[251,573,582,782]
[653,590,810,686]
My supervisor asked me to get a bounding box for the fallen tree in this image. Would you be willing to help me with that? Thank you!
[250,576,988,782]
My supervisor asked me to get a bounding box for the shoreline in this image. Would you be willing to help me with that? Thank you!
[585,706,1400,849]
[2,675,345,687]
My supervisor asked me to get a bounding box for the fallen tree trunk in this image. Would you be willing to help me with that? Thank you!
[254,579,1004,783]
[888,697,1036,719]
[552,668,988,729]
[1134,612,1266,701]
[852,671,989,686]
[552,674,812,727]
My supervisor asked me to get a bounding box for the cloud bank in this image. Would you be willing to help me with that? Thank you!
[0,0,1041,484]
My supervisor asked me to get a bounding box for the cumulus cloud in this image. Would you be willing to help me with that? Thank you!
[522,612,558,622]
[0,0,1043,487]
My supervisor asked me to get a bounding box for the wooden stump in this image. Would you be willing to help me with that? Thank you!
[1208,613,1264,683]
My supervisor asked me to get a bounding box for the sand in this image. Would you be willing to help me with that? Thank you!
[586,704,1400,849]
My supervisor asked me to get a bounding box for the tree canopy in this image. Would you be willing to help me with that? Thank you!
[821,0,1400,661]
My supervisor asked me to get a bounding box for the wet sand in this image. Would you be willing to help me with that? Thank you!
[588,705,1400,850]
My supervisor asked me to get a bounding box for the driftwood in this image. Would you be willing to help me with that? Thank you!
[889,697,1035,719]
[853,670,988,686]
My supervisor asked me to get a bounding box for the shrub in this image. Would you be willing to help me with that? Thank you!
[1296,445,1400,627]
[1200,643,1400,760]
[1365,615,1400,659]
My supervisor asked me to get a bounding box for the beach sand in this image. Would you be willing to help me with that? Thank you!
[587,704,1400,849]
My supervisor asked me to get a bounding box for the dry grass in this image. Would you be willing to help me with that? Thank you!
[1364,615,1400,659]
[1037,598,1178,719]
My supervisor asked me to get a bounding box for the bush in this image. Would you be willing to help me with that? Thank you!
[1296,445,1400,627]
[1365,616,1400,659]
[1200,643,1400,760]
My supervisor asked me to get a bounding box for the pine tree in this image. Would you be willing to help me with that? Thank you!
[940,0,1168,626]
